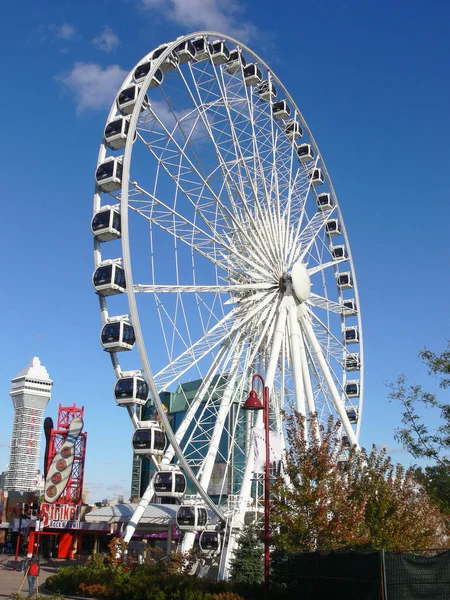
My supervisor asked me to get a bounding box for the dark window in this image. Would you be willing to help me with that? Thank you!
[96,161,115,181]
[92,210,112,231]
[154,430,166,451]
[212,41,229,57]
[122,324,136,345]
[344,301,355,311]
[154,69,163,83]
[136,379,149,400]
[94,265,113,287]
[175,473,186,493]
[333,248,344,258]
[115,378,134,398]
[114,266,126,288]
[101,323,120,344]
[193,38,207,52]
[116,162,123,180]
[201,532,219,549]
[134,62,150,80]
[155,472,172,491]
[112,211,121,232]
[178,507,196,525]
[198,508,208,526]
[346,384,358,395]
[119,87,137,105]
[345,329,357,341]
[297,145,310,157]
[133,430,151,450]
[318,194,332,206]
[153,46,167,59]
[244,64,255,77]
[176,40,195,56]
[105,120,123,138]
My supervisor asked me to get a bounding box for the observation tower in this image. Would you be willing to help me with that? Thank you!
[5,357,53,492]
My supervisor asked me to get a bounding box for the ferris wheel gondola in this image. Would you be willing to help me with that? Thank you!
[92,30,364,575]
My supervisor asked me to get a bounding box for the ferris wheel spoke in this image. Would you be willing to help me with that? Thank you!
[308,293,345,315]
[308,258,347,276]
[133,283,276,294]
[129,184,271,280]
[306,308,347,367]
[154,290,277,392]
[288,204,333,267]
[177,67,283,272]
[297,304,357,444]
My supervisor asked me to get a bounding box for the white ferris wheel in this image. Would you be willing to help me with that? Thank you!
[92,32,363,574]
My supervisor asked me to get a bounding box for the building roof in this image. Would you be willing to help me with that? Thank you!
[11,357,53,383]
[85,503,178,525]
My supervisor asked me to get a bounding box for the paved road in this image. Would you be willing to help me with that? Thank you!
[0,554,86,598]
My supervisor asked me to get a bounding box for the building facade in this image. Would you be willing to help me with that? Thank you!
[5,357,53,492]
[131,376,247,501]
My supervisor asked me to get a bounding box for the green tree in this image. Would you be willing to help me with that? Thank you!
[389,343,450,513]
[229,524,264,583]
[271,413,447,552]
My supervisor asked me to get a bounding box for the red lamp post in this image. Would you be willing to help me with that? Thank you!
[243,373,270,600]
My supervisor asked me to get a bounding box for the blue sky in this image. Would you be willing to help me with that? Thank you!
[1,0,449,502]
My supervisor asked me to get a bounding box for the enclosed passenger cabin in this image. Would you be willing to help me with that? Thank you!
[296,143,315,163]
[325,219,341,236]
[96,157,123,193]
[114,375,149,406]
[177,505,208,530]
[93,262,126,296]
[133,62,164,87]
[153,469,186,498]
[344,326,359,344]
[337,459,348,472]
[175,40,196,63]
[257,80,277,102]
[345,381,360,398]
[132,422,166,456]
[117,85,149,116]
[192,36,212,62]
[210,40,230,65]
[226,49,247,74]
[345,353,361,371]
[331,245,348,260]
[199,531,222,554]
[336,272,353,290]
[91,206,121,242]
[101,319,136,352]
[243,64,263,86]
[342,298,357,317]
[316,193,334,211]
[341,435,351,448]
[104,117,134,150]
[285,120,303,140]
[345,406,359,423]
[152,45,179,72]
[272,100,291,120]
[308,168,324,186]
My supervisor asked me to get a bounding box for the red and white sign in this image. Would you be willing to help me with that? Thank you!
[40,503,81,528]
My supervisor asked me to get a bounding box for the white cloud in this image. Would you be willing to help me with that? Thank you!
[140,0,257,41]
[55,62,127,113]
[54,23,77,40]
[92,26,120,53]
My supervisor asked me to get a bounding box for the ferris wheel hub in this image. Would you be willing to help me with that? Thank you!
[291,260,311,302]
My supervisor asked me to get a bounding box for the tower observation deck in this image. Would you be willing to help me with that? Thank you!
[5,357,53,492]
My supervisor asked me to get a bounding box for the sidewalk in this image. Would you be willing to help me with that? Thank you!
[0,554,86,598]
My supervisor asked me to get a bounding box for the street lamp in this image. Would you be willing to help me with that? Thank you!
[243,373,270,600]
